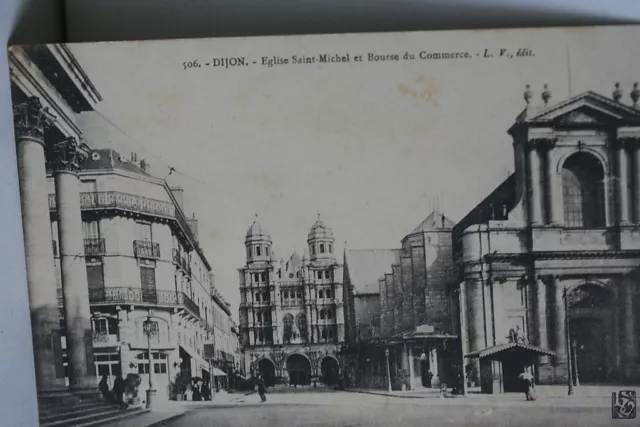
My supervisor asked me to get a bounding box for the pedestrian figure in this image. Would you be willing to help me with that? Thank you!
[192,381,202,401]
[99,375,112,402]
[112,376,127,409]
[518,372,535,401]
[256,376,267,402]
[201,381,211,401]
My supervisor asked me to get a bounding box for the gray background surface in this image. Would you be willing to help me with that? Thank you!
[2,1,640,426]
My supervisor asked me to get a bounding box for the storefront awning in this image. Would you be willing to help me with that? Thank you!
[212,367,227,377]
[465,343,555,360]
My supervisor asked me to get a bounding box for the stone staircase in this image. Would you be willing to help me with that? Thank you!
[38,395,148,427]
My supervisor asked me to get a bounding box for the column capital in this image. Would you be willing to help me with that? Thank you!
[616,137,640,149]
[52,136,90,174]
[528,137,557,151]
[12,96,56,143]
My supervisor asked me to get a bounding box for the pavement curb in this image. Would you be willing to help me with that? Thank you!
[345,389,464,399]
[144,411,187,427]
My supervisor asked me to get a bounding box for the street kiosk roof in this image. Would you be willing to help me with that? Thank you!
[465,343,556,360]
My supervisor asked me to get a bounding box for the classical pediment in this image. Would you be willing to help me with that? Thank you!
[529,91,640,126]
[514,91,640,129]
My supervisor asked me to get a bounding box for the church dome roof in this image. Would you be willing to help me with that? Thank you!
[307,214,334,241]
[245,215,270,239]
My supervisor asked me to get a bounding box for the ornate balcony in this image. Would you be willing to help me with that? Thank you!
[84,238,106,256]
[74,286,202,319]
[48,191,198,251]
[172,248,191,275]
[133,240,161,259]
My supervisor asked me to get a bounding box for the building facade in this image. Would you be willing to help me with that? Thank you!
[454,85,640,391]
[10,44,229,403]
[238,216,345,387]
[342,211,459,391]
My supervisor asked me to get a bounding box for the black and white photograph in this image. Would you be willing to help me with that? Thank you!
[7,24,640,426]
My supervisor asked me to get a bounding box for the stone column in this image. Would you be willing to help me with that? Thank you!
[13,97,66,393]
[53,136,96,390]
[548,153,564,225]
[635,146,640,223]
[618,143,631,223]
[529,144,543,225]
[552,279,568,383]
[465,279,483,384]
[407,346,415,390]
[535,279,552,383]
[622,281,637,379]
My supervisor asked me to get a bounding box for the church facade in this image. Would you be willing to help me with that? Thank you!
[238,216,345,386]
[454,84,640,390]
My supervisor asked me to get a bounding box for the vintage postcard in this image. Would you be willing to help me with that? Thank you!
[8,25,640,426]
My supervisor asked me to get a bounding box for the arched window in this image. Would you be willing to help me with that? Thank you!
[326,289,332,299]
[562,152,606,228]
[328,243,332,253]
[320,243,325,253]
[283,314,294,343]
[255,292,261,302]
[283,290,289,299]
[320,308,326,320]
[321,328,327,339]
[266,247,270,257]
[247,246,252,257]
[311,245,316,255]
[257,312,262,322]
[262,291,269,301]
[319,290,324,299]
[256,246,262,256]
[325,270,331,279]
[327,308,333,320]
[328,328,334,339]
[317,271,322,279]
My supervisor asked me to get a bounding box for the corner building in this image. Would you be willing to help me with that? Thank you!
[455,85,640,391]
[238,216,345,386]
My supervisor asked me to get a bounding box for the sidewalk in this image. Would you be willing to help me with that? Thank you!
[100,402,186,427]
[345,385,638,408]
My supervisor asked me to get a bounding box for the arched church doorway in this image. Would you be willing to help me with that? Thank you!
[286,354,311,386]
[568,283,613,383]
[561,152,606,228]
[257,358,276,387]
[320,357,340,386]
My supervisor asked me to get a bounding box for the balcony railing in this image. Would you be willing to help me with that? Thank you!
[48,191,198,250]
[172,248,191,275]
[84,238,106,256]
[133,240,161,259]
[74,286,202,318]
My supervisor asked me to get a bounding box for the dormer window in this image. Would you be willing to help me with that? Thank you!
[256,246,262,256]
[247,247,252,257]
[311,245,316,255]
[319,243,325,253]
[328,243,332,253]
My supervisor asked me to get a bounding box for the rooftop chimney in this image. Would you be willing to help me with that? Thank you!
[187,213,199,242]
[170,188,184,210]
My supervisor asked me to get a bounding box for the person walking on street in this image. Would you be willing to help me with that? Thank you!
[256,376,267,402]
[518,372,536,401]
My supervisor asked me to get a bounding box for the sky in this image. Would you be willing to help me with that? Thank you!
[68,26,640,320]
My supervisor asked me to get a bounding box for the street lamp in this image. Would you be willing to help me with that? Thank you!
[562,287,573,396]
[384,349,392,393]
[143,310,158,409]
